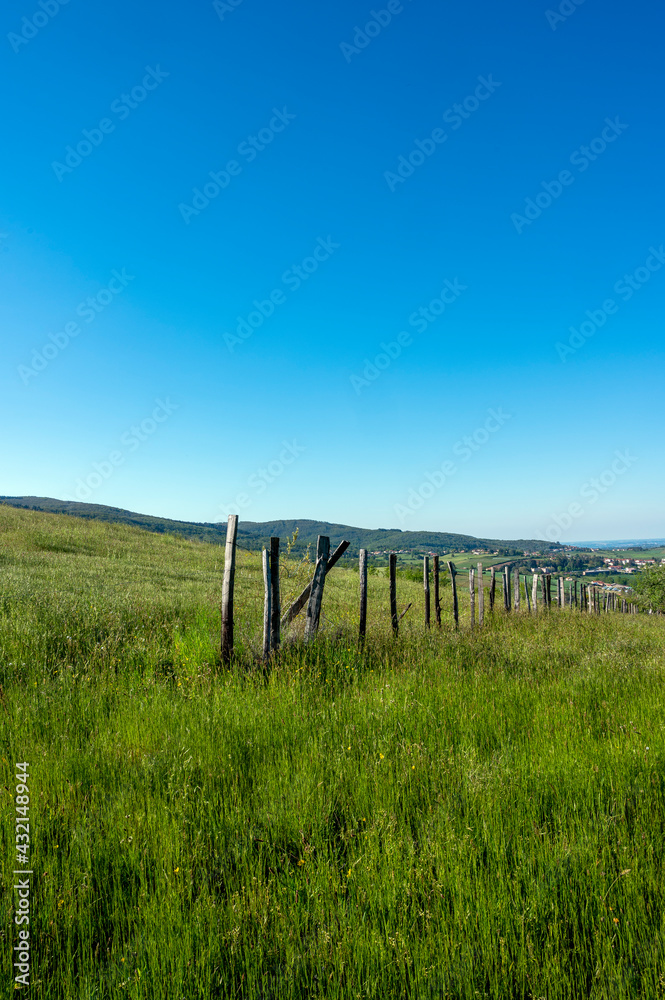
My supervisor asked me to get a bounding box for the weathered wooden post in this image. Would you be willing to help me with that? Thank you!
[490,566,496,611]
[541,574,547,609]
[304,536,330,642]
[503,566,511,612]
[477,562,484,626]
[358,548,368,644]
[573,579,578,609]
[447,561,459,628]
[532,573,538,612]
[469,568,475,629]
[433,555,442,627]
[514,568,520,612]
[424,556,431,628]
[221,514,238,663]
[524,574,531,613]
[270,537,280,652]
[389,553,398,636]
[281,540,350,628]
[588,586,595,615]
[262,548,271,662]
[546,574,552,609]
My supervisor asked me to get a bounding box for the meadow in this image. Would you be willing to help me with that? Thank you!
[1,504,664,999]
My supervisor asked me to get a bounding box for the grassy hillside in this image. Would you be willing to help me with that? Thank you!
[0,495,559,559]
[1,505,665,999]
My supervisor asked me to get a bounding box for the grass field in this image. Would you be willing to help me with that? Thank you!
[1,505,665,999]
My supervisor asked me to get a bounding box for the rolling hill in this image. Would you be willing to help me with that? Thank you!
[0,496,557,559]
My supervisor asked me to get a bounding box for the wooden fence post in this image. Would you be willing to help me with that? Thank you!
[546,575,552,609]
[358,549,368,644]
[532,573,538,612]
[448,561,459,628]
[424,556,431,628]
[573,580,578,609]
[281,540,350,628]
[524,574,531,613]
[221,514,238,663]
[304,536,330,642]
[469,568,475,629]
[433,555,442,627]
[514,568,520,612]
[490,567,496,611]
[477,562,484,626]
[503,566,511,612]
[389,553,398,636]
[270,537,280,652]
[262,548,271,662]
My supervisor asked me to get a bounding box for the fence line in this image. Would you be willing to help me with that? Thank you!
[219,517,648,661]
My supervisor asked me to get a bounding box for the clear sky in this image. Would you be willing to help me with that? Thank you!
[1,0,663,542]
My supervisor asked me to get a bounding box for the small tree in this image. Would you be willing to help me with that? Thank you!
[632,565,665,612]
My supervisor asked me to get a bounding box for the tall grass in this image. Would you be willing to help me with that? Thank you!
[1,505,664,998]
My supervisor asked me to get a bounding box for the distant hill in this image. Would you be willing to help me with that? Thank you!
[0,497,557,559]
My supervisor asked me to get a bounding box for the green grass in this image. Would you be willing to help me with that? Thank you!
[1,505,665,999]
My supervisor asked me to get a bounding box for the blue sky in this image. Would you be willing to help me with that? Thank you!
[1,0,663,541]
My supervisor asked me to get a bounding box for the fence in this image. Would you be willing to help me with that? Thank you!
[219,516,643,662]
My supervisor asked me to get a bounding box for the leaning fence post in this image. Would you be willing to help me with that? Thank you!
[281,540,350,629]
[424,556,431,628]
[270,537,280,652]
[490,566,496,611]
[221,514,238,664]
[433,555,442,627]
[447,561,459,628]
[304,536,330,642]
[359,549,368,643]
[469,568,475,629]
[524,574,531,613]
[262,548,271,662]
[477,562,484,626]
[389,553,398,636]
